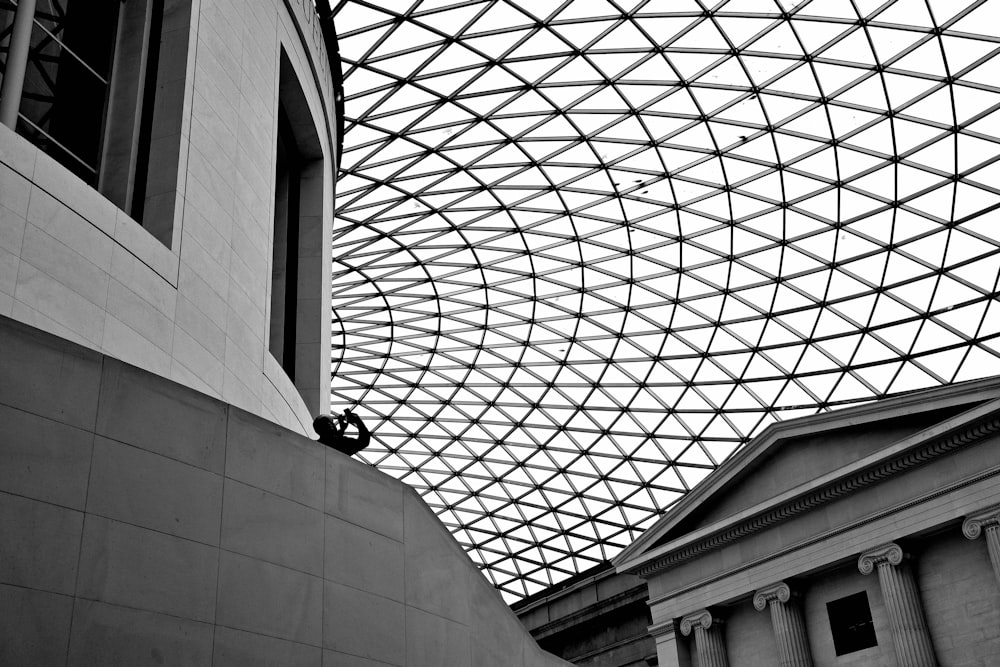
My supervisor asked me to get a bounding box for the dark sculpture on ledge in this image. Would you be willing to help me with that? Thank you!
[313,409,370,456]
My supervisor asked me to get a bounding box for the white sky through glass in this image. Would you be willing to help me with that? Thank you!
[331,0,1000,602]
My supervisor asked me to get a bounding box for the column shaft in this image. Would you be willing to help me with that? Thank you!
[680,610,729,667]
[694,625,728,667]
[860,544,936,667]
[0,0,37,128]
[985,525,1000,584]
[768,599,813,667]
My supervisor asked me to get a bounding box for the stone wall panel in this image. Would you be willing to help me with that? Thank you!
[0,315,572,666]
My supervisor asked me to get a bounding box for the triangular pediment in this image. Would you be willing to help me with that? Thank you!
[614,376,1000,574]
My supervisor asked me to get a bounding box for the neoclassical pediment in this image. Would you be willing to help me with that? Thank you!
[615,376,1000,577]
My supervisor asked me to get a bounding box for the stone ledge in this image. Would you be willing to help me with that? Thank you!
[623,401,1000,578]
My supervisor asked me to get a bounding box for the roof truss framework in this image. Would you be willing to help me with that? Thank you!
[330,0,1000,602]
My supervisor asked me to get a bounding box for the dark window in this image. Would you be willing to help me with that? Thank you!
[270,105,301,380]
[268,50,324,415]
[827,591,878,656]
[0,0,191,247]
[18,0,120,184]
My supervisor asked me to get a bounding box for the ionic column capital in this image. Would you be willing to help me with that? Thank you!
[963,505,1000,540]
[963,504,1000,590]
[681,608,730,667]
[679,609,719,636]
[858,542,905,575]
[753,581,793,611]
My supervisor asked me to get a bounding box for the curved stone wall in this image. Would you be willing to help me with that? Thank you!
[0,0,337,435]
[0,315,570,666]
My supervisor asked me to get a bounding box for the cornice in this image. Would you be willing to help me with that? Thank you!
[528,584,649,640]
[625,412,1000,579]
[646,460,1000,610]
[614,377,1000,568]
[512,562,619,617]
[569,631,653,663]
[647,619,677,639]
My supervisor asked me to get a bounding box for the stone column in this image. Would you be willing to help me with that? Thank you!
[753,581,813,667]
[0,0,37,128]
[858,543,937,667]
[962,506,1000,586]
[679,609,728,667]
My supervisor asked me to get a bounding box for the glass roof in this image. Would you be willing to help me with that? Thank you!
[329,0,1000,602]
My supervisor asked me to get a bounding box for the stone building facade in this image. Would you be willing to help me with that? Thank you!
[1,0,337,435]
[515,562,656,667]
[615,377,1000,667]
[0,1,572,664]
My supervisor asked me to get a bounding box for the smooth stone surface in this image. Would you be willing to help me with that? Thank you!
[221,478,323,575]
[405,606,472,667]
[216,550,323,645]
[226,406,324,508]
[212,626,321,667]
[96,358,227,472]
[0,403,93,509]
[322,651,397,667]
[0,315,101,429]
[20,221,111,308]
[76,516,218,622]
[472,565,531,667]
[402,488,471,624]
[67,598,214,667]
[87,436,223,545]
[0,491,83,594]
[0,313,571,667]
[0,584,73,667]
[323,580,405,665]
[325,515,404,602]
[326,449,404,541]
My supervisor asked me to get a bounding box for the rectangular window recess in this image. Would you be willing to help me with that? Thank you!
[827,590,878,656]
[269,48,324,416]
[1,0,190,249]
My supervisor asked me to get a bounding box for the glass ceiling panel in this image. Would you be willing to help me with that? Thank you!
[331,0,1000,602]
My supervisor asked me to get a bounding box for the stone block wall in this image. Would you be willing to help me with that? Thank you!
[918,531,1000,665]
[800,565,896,667]
[0,316,570,667]
[665,534,1000,667]
[514,565,655,666]
[0,0,337,435]
[720,599,778,667]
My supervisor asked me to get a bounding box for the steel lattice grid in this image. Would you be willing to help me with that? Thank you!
[330,0,1000,602]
